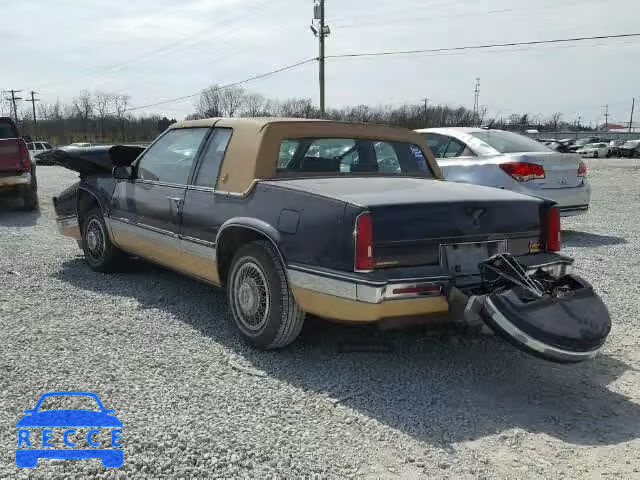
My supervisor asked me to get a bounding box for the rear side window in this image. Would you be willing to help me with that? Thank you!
[277,137,434,177]
[193,128,232,187]
[469,130,552,154]
[0,122,16,139]
[43,143,53,149]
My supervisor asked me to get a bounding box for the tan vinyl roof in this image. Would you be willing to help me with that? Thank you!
[171,117,443,193]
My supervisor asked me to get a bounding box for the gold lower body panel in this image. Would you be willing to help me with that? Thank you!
[292,287,449,323]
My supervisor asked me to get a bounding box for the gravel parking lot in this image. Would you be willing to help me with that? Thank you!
[1,159,639,478]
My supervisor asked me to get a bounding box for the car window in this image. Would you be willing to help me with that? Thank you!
[37,142,46,150]
[442,137,473,158]
[277,137,434,177]
[27,143,35,150]
[0,122,16,139]
[137,128,208,184]
[193,128,232,188]
[469,130,553,153]
[422,133,450,158]
[43,143,53,149]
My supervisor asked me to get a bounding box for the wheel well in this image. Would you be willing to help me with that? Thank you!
[216,226,280,286]
[77,189,101,227]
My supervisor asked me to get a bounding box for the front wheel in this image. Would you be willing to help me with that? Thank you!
[81,208,126,272]
[227,240,305,349]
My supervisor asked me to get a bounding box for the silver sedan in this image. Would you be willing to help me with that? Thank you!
[416,127,591,216]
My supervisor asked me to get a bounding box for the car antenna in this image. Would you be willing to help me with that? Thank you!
[481,109,502,129]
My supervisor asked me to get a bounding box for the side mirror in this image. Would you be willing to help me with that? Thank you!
[113,166,133,180]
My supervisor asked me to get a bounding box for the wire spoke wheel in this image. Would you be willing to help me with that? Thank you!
[85,218,106,263]
[232,260,271,332]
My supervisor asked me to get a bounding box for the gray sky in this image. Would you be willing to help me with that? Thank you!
[3,0,639,124]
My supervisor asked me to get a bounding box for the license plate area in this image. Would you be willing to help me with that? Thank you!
[440,240,507,275]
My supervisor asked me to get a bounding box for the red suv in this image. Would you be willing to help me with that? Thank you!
[0,117,38,209]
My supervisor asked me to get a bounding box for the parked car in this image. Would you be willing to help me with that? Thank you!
[608,140,626,157]
[567,137,599,153]
[27,141,53,162]
[51,118,611,363]
[576,142,611,158]
[577,142,610,158]
[0,117,38,209]
[544,141,570,153]
[619,139,640,158]
[417,127,591,216]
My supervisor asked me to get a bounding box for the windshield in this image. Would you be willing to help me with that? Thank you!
[469,130,552,154]
[276,137,434,177]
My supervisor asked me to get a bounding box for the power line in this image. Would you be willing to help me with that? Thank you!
[326,33,640,60]
[124,58,317,112]
[332,0,587,29]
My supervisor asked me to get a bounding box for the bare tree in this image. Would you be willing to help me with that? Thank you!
[220,86,246,117]
[198,85,222,118]
[113,94,131,141]
[72,90,94,141]
[550,112,562,131]
[95,92,113,141]
[277,98,314,118]
[242,93,267,117]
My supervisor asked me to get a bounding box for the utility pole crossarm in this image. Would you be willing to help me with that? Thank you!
[3,89,23,122]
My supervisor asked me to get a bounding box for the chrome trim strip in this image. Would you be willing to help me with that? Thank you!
[136,179,187,189]
[484,297,600,362]
[109,218,178,246]
[287,268,447,304]
[179,236,216,259]
[186,185,215,192]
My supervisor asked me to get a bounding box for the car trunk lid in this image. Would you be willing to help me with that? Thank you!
[509,152,583,189]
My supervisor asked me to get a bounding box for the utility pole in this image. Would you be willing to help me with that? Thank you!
[473,78,480,126]
[3,89,23,122]
[25,91,40,137]
[629,98,635,133]
[602,104,609,131]
[311,0,330,116]
[422,97,429,126]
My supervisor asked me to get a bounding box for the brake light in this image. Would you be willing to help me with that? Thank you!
[354,212,374,271]
[545,207,561,252]
[18,139,31,172]
[499,162,545,182]
[577,161,587,177]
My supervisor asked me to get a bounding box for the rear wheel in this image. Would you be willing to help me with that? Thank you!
[227,240,305,349]
[81,208,126,272]
[21,170,38,210]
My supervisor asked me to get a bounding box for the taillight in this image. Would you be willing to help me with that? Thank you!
[545,207,561,252]
[354,212,374,271]
[577,161,587,177]
[499,162,545,182]
[18,139,31,172]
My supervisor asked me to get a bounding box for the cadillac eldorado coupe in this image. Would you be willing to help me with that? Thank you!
[51,118,611,362]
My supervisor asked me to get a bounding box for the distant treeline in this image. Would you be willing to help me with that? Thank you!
[2,86,593,145]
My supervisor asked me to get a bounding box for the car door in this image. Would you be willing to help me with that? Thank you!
[179,127,233,285]
[109,127,210,268]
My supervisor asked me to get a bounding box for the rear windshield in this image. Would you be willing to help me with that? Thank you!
[0,122,17,139]
[277,138,434,177]
[469,130,552,154]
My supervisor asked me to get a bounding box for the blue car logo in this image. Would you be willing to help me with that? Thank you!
[15,391,123,468]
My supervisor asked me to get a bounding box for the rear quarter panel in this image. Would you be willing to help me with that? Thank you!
[221,183,352,270]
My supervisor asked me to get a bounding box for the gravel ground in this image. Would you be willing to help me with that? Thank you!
[1,160,639,479]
